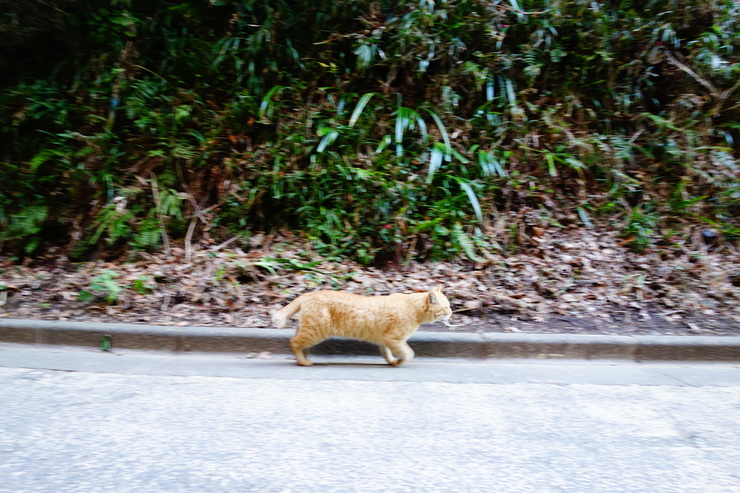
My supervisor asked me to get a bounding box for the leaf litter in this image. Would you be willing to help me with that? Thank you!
[1,227,738,337]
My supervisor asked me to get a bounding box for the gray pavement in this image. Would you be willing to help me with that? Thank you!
[1,344,740,492]
[1,343,740,387]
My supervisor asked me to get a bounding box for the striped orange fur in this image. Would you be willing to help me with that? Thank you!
[272,286,453,366]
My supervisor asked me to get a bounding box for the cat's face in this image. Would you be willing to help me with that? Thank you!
[427,287,453,323]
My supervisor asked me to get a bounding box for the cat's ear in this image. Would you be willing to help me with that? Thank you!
[428,285,444,304]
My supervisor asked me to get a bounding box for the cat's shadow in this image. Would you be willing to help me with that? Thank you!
[245,357,400,368]
[305,362,400,367]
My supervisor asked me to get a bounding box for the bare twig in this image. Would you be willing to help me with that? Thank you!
[710,78,740,117]
[628,128,645,145]
[175,163,210,224]
[160,294,171,312]
[185,216,198,263]
[149,173,171,256]
[553,276,575,298]
[663,51,719,99]
[210,237,239,252]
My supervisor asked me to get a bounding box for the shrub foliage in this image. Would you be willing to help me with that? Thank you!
[1,0,738,262]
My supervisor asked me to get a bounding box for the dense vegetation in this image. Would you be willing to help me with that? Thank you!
[1,0,738,265]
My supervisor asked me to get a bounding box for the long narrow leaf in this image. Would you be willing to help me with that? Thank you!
[492,155,506,177]
[478,150,493,176]
[349,93,376,127]
[394,107,421,158]
[486,79,495,101]
[416,114,428,143]
[459,181,483,222]
[478,150,506,177]
[395,108,407,157]
[453,223,483,262]
[451,148,470,164]
[546,153,557,176]
[427,143,445,183]
[316,128,339,153]
[376,135,392,154]
[259,86,286,122]
[424,108,451,160]
[576,206,594,229]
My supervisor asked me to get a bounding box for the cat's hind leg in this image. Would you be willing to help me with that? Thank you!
[290,328,326,366]
[379,345,399,366]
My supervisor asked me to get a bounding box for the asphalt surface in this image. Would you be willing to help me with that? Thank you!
[1,344,739,493]
[2,343,740,386]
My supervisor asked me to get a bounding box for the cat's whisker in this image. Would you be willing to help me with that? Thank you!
[441,316,462,328]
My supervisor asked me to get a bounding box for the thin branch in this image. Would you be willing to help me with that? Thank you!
[710,77,740,117]
[185,216,198,263]
[175,163,209,224]
[210,236,238,252]
[150,173,171,256]
[663,51,719,99]
[628,128,645,145]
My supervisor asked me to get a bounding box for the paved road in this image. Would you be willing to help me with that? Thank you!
[1,344,739,493]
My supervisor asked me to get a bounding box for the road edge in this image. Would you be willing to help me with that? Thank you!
[1,318,739,362]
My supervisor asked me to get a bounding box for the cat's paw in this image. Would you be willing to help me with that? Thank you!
[296,360,314,366]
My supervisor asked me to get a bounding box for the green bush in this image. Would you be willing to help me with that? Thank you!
[1,0,738,261]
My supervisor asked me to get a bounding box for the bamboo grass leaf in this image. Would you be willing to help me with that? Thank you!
[546,153,557,177]
[478,150,507,177]
[416,114,428,143]
[577,206,594,230]
[453,223,483,262]
[423,108,451,160]
[394,107,422,157]
[376,135,392,154]
[478,150,493,176]
[349,93,376,127]
[427,143,445,183]
[259,86,286,122]
[458,180,483,222]
[566,157,585,169]
[354,43,376,71]
[395,108,408,157]
[316,128,339,153]
[505,78,516,107]
[486,79,495,101]
[450,148,470,164]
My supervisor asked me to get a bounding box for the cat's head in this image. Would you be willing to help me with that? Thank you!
[426,286,453,324]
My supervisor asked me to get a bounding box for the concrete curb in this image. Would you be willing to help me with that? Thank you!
[1,318,739,362]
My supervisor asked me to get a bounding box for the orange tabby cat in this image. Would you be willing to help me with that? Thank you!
[272,286,453,366]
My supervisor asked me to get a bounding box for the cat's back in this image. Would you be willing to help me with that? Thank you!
[302,290,363,299]
[300,290,379,307]
[300,290,414,310]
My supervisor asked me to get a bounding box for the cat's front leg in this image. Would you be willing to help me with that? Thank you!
[379,345,399,365]
[291,347,314,366]
[382,338,415,365]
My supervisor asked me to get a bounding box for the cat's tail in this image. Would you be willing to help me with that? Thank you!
[272,296,304,329]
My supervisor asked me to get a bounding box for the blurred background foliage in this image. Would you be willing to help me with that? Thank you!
[0,0,738,264]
